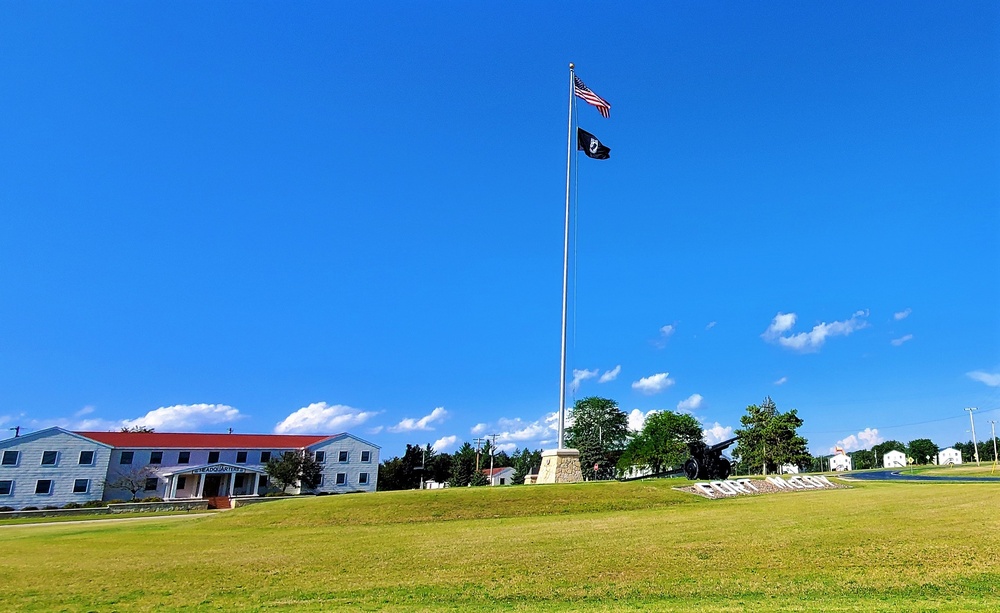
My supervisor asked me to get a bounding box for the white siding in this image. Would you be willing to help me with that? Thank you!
[309,434,380,494]
[0,429,111,510]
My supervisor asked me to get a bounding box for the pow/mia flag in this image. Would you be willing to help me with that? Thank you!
[577,128,610,160]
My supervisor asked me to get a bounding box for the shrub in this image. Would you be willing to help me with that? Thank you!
[0,506,14,512]
[106,499,126,505]
[82,500,107,508]
[21,506,39,511]
[62,502,83,509]
[42,505,59,510]
[140,496,164,503]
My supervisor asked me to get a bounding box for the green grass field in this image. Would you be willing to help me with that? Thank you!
[2,478,999,611]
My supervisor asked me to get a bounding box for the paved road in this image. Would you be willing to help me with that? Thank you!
[846,469,1000,482]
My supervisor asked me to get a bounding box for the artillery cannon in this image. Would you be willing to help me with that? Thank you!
[683,436,738,480]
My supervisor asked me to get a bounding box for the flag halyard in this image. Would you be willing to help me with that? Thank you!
[574,75,611,118]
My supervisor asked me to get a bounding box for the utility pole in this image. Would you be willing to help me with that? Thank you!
[966,407,981,466]
[488,434,498,486]
[473,437,486,472]
[8,426,20,438]
[990,421,998,467]
[420,445,426,490]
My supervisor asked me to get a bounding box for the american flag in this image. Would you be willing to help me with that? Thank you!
[574,75,611,118]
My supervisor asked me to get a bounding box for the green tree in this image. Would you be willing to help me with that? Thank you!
[448,443,477,487]
[907,438,938,465]
[618,410,703,474]
[299,452,323,490]
[732,397,810,475]
[103,465,159,500]
[850,449,876,470]
[265,452,304,494]
[566,397,630,480]
[511,447,542,485]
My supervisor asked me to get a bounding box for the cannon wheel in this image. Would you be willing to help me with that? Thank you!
[683,458,700,480]
[713,458,732,480]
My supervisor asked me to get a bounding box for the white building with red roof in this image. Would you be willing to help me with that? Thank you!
[0,427,379,510]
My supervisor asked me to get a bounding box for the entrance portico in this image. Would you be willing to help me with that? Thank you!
[163,462,268,502]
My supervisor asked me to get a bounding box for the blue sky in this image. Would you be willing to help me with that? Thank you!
[2,2,998,459]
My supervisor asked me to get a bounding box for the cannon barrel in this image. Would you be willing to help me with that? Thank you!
[683,436,739,481]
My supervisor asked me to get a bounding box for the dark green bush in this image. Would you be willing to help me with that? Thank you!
[21,506,39,511]
[62,502,83,509]
[82,500,106,508]
[139,496,164,503]
[0,506,14,512]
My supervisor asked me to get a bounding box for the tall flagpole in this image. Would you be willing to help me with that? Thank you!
[558,63,575,450]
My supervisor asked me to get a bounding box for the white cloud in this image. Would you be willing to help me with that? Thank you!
[967,371,1000,387]
[388,407,448,433]
[654,324,676,348]
[628,408,657,431]
[706,321,717,330]
[274,402,378,434]
[763,310,869,352]
[702,422,733,445]
[831,427,883,453]
[75,405,95,417]
[677,394,703,411]
[367,425,384,435]
[124,403,243,431]
[762,312,797,341]
[432,435,459,452]
[570,368,599,393]
[599,365,621,383]
[894,308,912,321]
[471,422,488,435]
[774,376,788,386]
[631,372,675,395]
[890,334,914,347]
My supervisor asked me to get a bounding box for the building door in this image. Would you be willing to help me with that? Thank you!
[203,475,222,497]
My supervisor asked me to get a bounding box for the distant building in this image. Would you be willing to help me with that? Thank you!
[829,453,852,472]
[0,427,379,511]
[780,464,800,475]
[882,450,906,468]
[481,466,515,486]
[936,447,963,465]
[422,479,448,490]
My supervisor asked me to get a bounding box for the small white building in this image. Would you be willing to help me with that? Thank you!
[780,464,800,475]
[829,453,852,472]
[482,466,515,486]
[936,447,963,466]
[882,450,907,468]
[422,479,448,490]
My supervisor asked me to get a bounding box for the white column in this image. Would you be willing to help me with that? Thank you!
[251,473,260,496]
[227,474,236,497]
[195,474,205,498]
[168,475,179,499]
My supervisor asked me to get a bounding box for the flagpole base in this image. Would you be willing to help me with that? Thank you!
[535,448,583,484]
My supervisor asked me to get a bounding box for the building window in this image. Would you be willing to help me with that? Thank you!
[236,451,247,464]
[234,474,245,488]
[208,451,220,463]
[260,451,271,463]
[149,451,163,464]
[0,480,12,496]
[178,451,190,464]
[177,476,187,490]
[258,475,268,489]
[79,450,95,465]
[336,473,347,485]
[1,450,19,466]
[359,472,369,485]
[338,451,349,463]
[144,478,158,491]
[361,450,371,462]
[314,451,326,463]
[119,451,134,465]
[73,479,90,494]
[35,479,52,495]
[41,451,58,466]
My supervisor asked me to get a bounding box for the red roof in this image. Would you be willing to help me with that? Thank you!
[75,431,333,450]
[481,467,513,476]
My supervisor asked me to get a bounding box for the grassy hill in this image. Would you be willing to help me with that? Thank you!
[2,478,999,611]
